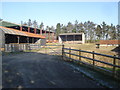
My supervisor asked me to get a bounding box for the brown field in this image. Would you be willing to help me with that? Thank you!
[47,43,120,72]
[47,43,118,56]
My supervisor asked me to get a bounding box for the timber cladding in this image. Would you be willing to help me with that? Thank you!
[100,40,120,45]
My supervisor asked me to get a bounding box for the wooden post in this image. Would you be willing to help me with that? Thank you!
[40,29,42,35]
[62,44,64,59]
[92,51,95,66]
[27,37,29,43]
[17,36,20,44]
[20,26,22,31]
[113,55,116,77]
[34,28,36,34]
[32,38,34,43]
[28,27,30,33]
[52,32,54,42]
[79,49,81,61]
[69,47,71,61]
[48,33,50,42]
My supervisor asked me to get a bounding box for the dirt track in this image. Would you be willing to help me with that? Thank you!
[2,52,102,88]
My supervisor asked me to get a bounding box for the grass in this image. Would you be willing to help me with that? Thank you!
[53,43,120,77]
[64,43,117,56]
[48,42,117,56]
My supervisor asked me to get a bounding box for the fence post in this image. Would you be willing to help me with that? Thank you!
[79,49,81,61]
[69,47,71,61]
[113,55,116,77]
[92,51,95,67]
[62,44,64,59]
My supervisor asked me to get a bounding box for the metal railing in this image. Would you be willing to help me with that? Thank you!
[62,45,120,79]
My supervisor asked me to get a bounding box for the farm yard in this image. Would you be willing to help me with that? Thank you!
[2,51,102,88]
[2,43,120,88]
[1,1,120,89]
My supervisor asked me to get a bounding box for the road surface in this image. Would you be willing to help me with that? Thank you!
[2,52,102,88]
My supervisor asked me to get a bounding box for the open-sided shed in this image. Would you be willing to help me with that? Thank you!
[0,26,46,44]
[58,33,85,44]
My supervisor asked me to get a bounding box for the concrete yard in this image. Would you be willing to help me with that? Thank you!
[2,52,102,88]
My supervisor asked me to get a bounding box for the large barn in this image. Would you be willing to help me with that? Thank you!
[58,33,85,44]
[0,21,56,44]
[0,20,55,52]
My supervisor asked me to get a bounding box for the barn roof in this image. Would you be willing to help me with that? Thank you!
[1,21,20,27]
[1,21,54,33]
[99,40,120,45]
[0,26,45,39]
[59,33,84,35]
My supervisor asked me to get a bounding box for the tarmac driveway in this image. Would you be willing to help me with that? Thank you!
[2,52,102,88]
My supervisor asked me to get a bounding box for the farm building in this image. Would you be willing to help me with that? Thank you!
[58,33,85,44]
[1,21,56,43]
[0,20,56,52]
[99,40,120,46]
[0,26,45,44]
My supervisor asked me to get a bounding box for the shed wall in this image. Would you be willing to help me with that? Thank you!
[0,30,5,49]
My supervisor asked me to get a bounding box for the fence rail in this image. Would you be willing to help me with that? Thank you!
[43,45,63,55]
[4,43,41,52]
[62,45,120,79]
[64,48,120,59]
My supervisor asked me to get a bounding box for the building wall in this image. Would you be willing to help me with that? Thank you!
[82,33,85,44]
[0,30,5,49]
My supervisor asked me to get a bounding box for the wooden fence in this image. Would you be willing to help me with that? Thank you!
[62,45,120,79]
[43,45,63,55]
[4,44,41,52]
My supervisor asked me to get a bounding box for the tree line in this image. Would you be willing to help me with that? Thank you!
[56,20,120,43]
[21,19,54,33]
[21,19,120,43]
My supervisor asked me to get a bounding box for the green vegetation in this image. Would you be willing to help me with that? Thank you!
[20,19,120,43]
[55,21,120,43]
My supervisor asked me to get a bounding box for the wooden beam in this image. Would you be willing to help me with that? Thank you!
[20,26,22,31]
[17,36,20,44]
[40,29,42,35]
[28,27,30,33]
[48,31,50,41]
[34,28,36,34]
[32,38,34,43]
[52,32,54,42]
[27,37,29,43]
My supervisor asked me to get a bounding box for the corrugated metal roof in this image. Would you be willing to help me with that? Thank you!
[100,40,120,45]
[0,26,45,39]
[1,21,20,27]
[1,21,55,33]
[59,33,83,35]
